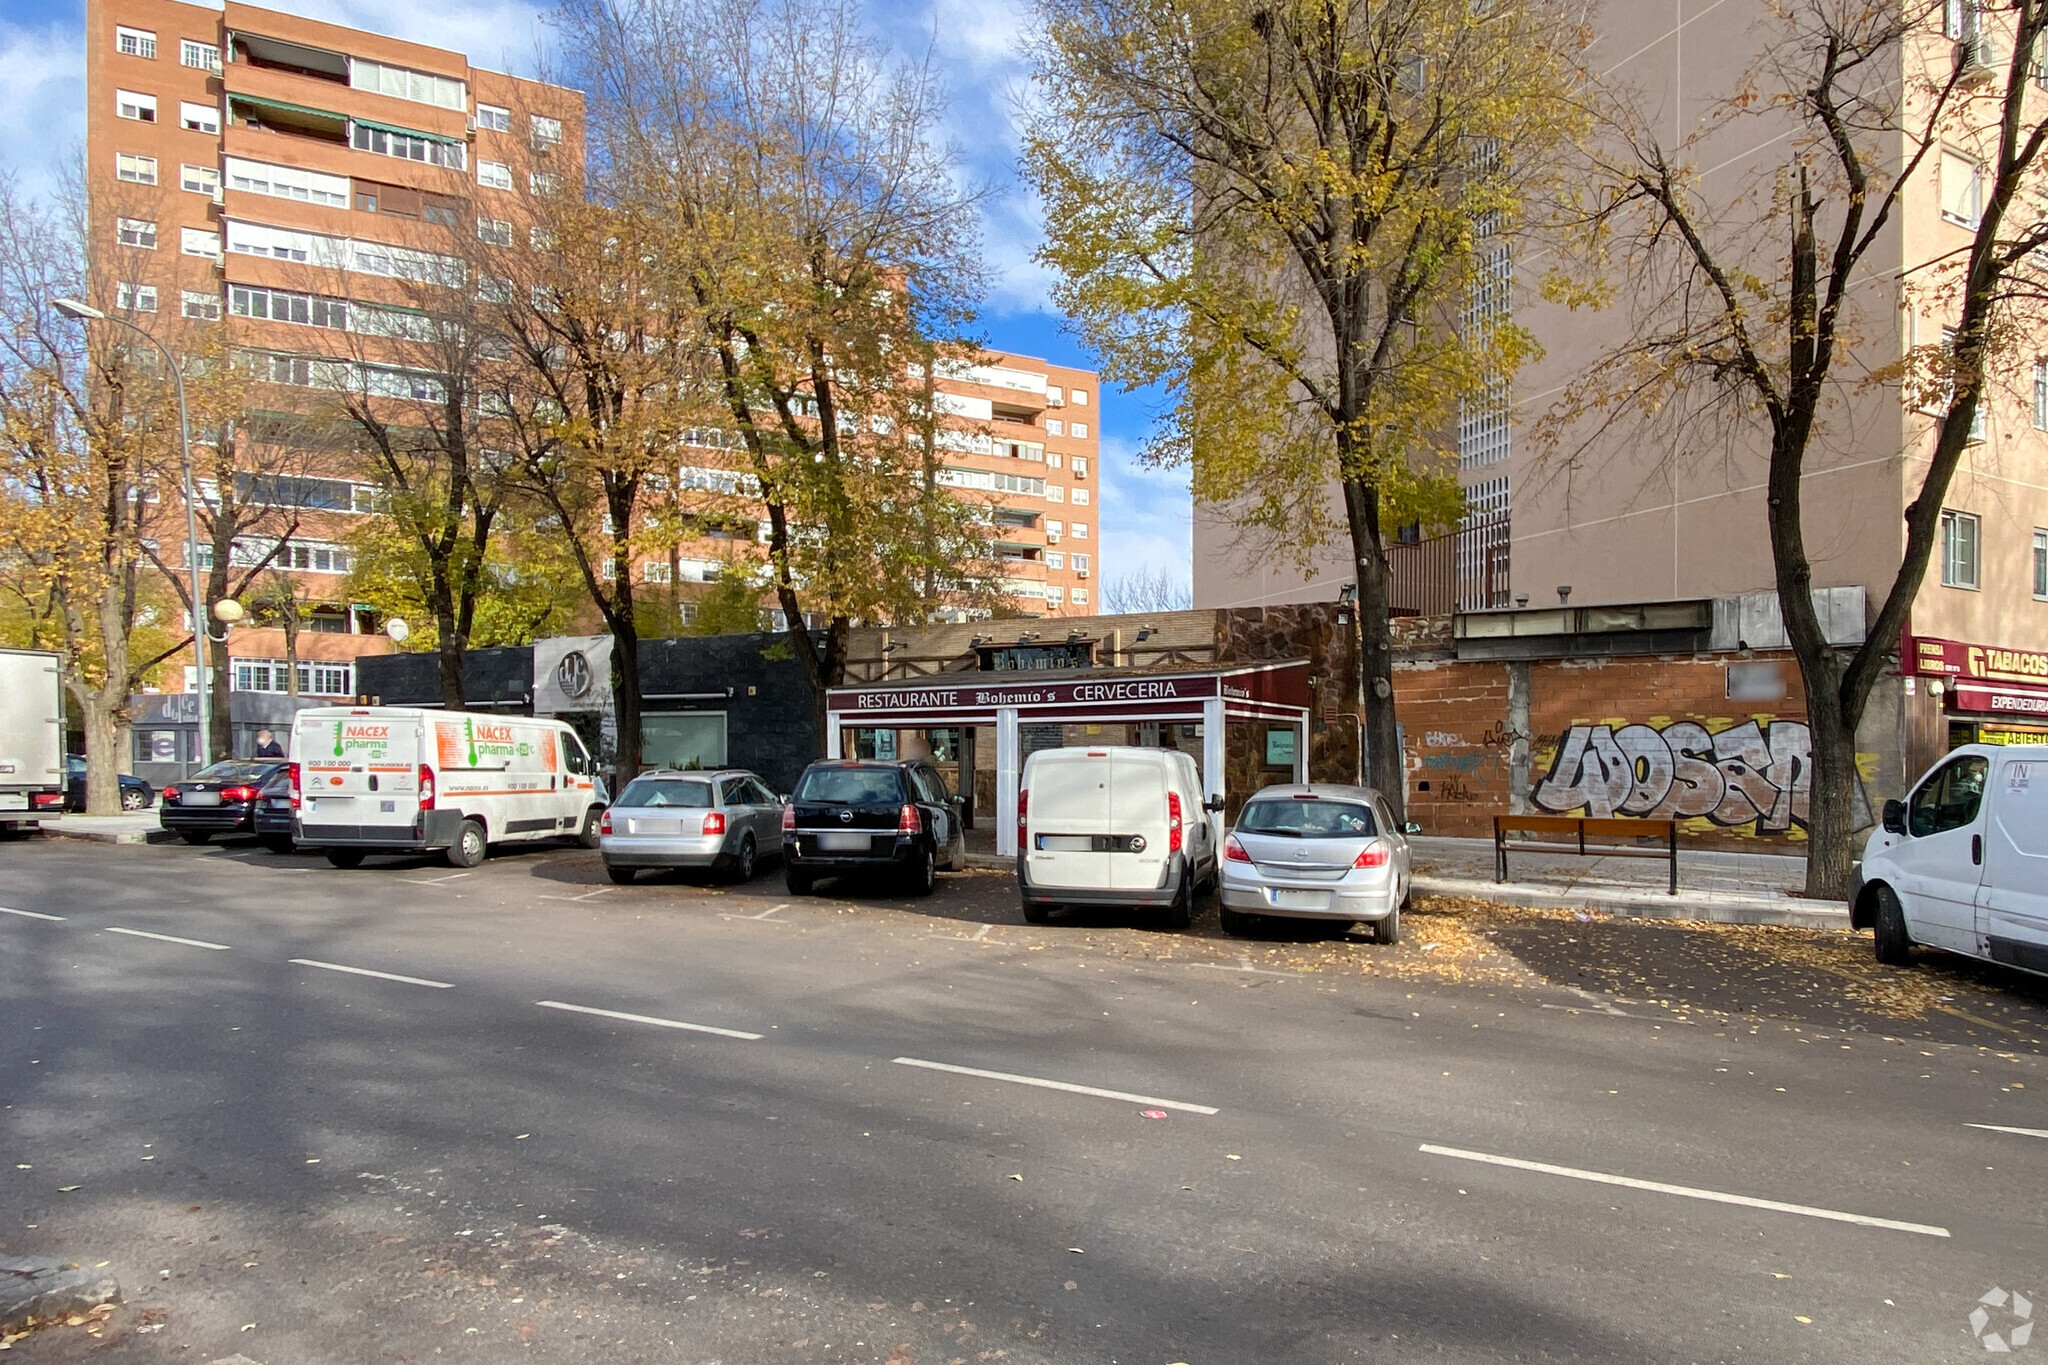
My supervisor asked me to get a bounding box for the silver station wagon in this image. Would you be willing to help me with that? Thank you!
[600,769,784,884]
[1219,784,1415,943]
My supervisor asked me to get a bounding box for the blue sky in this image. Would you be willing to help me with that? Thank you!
[0,0,1193,593]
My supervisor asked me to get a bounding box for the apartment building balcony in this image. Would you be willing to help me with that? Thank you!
[223,29,470,142]
[1385,514,1512,615]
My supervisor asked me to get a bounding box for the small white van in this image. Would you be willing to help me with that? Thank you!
[1017,745,1219,928]
[290,707,606,869]
[1854,743,2048,976]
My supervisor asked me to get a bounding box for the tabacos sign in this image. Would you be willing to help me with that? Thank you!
[330,721,392,761]
[1910,635,2048,686]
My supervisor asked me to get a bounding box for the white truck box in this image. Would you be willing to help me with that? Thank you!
[0,648,66,830]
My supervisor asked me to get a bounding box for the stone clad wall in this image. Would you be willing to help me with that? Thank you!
[1216,603,1359,791]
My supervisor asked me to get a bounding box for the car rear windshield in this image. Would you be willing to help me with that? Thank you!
[617,778,713,808]
[795,766,905,806]
[1236,798,1376,838]
[194,761,278,783]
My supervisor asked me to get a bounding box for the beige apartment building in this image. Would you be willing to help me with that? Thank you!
[88,0,1103,727]
[1194,1,2048,751]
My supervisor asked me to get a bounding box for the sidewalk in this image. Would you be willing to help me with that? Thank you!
[1408,834,1849,929]
[37,813,175,845]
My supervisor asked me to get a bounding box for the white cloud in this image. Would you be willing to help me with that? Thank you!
[0,21,85,204]
[1095,433,1192,590]
[280,0,555,78]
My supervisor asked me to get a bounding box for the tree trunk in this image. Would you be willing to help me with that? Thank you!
[79,693,123,817]
[432,578,466,711]
[611,627,642,782]
[207,627,232,761]
[1344,480,1405,824]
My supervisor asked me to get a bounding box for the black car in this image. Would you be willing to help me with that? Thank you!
[253,770,296,854]
[63,755,154,812]
[159,760,287,845]
[781,759,967,897]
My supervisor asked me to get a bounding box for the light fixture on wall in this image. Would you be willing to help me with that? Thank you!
[1557,585,1572,605]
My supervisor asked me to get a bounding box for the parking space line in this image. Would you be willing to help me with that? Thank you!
[103,926,231,951]
[400,873,472,887]
[536,999,763,1041]
[892,1056,1220,1115]
[289,958,455,989]
[538,888,612,904]
[0,906,65,921]
[1418,1143,1950,1238]
[1968,1122,2048,1141]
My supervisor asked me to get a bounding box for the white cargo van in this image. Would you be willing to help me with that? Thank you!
[290,707,606,869]
[0,648,64,832]
[1853,743,2048,976]
[1017,745,1219,928]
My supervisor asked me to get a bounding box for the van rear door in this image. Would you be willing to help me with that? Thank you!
[1024,750,1115,890]
[1979,754,2048,973]
[299,711,425,833]
[1107,753,1172,891]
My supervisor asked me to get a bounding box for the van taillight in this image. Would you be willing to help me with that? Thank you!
[1016,789,1028,840]
[287,762,300,810]
[899,803,922,834]
[418,764,436,811]
[1167,790,1184,854]
[703,811,726,836]
[781,802,795,831]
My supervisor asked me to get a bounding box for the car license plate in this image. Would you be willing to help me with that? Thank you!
[0,793,25,811]
[817,831,873,851]
[183,791,222,807]
[627,818,682,837]
[1274,889,1331,910]
[1036,835,1096,852]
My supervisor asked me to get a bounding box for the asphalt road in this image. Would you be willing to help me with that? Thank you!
[2,835,2044,1363]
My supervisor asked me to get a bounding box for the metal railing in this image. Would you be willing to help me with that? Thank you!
[1385,514,1511,616]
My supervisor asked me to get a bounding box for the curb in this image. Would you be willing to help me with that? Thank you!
[0,1255,120,1334]
[1413,875,1851,930]
[39,825,175,846]
[962,853,1011,871]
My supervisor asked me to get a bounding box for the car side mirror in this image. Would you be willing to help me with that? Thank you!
[1203,795,1225,813]
[1881,799,1907,835]
[1402,821,1423,836]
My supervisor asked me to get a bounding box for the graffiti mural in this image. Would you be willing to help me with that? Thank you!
[1531,720,1816,833]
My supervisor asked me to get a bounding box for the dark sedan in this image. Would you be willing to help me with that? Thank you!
[159,760,287,845]
[254,769,296,854]
[63,755,154,812]
[781,758,966,897]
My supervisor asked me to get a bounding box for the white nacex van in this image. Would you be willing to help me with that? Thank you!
[1853,743,2048,976]
[291,707,606,869]
[1017,745,1219,929]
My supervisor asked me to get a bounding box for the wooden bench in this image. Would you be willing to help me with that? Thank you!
[1493,814,1679,895]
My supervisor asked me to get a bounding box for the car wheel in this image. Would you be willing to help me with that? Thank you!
[446,819,487,869]
[262,836,294,855]
[1372,904,1402,946]
[325,848,366,869]
[121,788,148,812]
[786,867,815,896]
[606,864,637,885]
[1160,871,1193,931]
[1219,905,1255,937]
[730,834,757,884]
[1871,884,1914,966]
[907,844,936,898]
[576,807,602,849]
[180,831,212,846]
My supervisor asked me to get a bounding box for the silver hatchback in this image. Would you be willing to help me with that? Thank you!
[601,769,784,884]
[1218,784,1414,943]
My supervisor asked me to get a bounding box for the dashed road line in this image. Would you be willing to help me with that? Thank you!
[536,999,763,1041]
[102,926,231,951]
[0,906,65,921]
[289,958,455,989]
[1418,1143,1950,1238]
[1967,1122,2048,1141]
[892,1056,1220,1115]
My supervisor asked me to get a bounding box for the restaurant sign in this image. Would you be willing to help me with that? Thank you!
[829,674,1222,713]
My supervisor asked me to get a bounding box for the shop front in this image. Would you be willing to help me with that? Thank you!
[823,661,1314,858]
[1905,634,2048,747]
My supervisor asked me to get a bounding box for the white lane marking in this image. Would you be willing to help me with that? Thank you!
[400,873,472,887]
[289,958,455,989]
[1565,987,1630,1017]
[536,999,762,1041]
[721,903,789,924]
[0,906,66,921]
[1418,1143,1950,1238]
[538,888,611,904]
[892,1056,1220,1116]
[103,926,232,951]
[932,922,994,942]
[1968,1122,2048,1141]
[1188,957,1295,979]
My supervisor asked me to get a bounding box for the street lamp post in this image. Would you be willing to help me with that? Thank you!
[51,297,210,769]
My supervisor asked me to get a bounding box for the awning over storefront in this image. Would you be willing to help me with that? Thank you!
[824,661,1314,857]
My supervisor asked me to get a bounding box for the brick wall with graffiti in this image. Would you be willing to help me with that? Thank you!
[1394,652,1873,844]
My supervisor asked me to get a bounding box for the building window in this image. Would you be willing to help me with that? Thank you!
[1072,488,1090,505]
[1046,418,1064,436]
[116,26,157,59]
[1046,519,1062,541]
[231,285,347,330]
[478,218,513,247]
[1072,422,1088,438]
[642,560,672,584]
[531,114,563,145]
[116,282,158,313]
[350,122,466,170]
[2036,529,2048,599]
[1071,389,1088,405]
[1045,485,1063,503]
[1945,0,1981,39]
[117,217,157,248]
[180,227,220,257]
[180,101,218,134]
[225,157,349,207]
[2035,361,2047,430]
[1939,327,1989,441]
[476,103,511,132]
[1046,453,1063,469]
[1046,550,1064,569]
[1941,149,1984,227]
[1072,587,1089,605]
[530,170,559,196]
[530,226,554,252]
[117,153,158,185]
[1941,509,1980,589]
[1073,456,1087,477]
[181,290,221,320]
[232,659,353,696]
[1071,522,1088,539]
[348,59,467,111]
[1071,553,1090,574]
[180,163,218,195]
[181,40,220,71]
[117,90,158,123]
[1046,584,1066,606]
[478,160,512,190]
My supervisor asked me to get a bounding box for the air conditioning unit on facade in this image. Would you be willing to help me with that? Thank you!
[1076,566,1089,577]
[211,187,225,206]
[1954,32,2000,79]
